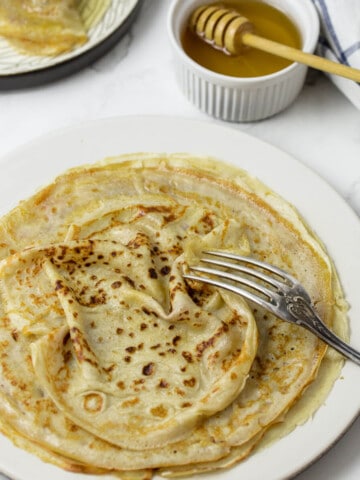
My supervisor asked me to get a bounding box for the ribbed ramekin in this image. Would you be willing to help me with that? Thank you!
[168,0,319,122]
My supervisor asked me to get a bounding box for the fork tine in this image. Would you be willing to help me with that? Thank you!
[203,251,298,286]
[190,265,276,300]
[183,273,275,312]
[200,257,284,290]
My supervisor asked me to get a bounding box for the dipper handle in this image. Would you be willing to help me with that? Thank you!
[190,5,360,82]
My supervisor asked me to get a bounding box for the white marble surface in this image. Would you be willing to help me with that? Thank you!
[0,1,359,479]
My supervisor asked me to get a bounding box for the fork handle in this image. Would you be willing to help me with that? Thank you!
[287,296,360,366]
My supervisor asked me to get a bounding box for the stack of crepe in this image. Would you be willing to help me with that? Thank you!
[0,0,110,56]
[0,154,348,479]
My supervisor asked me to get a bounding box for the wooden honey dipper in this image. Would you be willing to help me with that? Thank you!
[189,4,360,82]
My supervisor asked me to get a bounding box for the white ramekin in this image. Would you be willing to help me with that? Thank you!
[167,0,319,122]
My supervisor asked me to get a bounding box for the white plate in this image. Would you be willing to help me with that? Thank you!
[0,0,140,87]
[0,115,359,480]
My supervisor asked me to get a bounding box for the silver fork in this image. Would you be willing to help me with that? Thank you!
[183,251,360,366]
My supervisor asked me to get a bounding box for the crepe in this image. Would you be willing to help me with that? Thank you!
[4,236,257,450]
[0,154,348,477]
[0,0,109,56]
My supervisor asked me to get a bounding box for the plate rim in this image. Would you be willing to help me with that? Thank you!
[0,114,359,480]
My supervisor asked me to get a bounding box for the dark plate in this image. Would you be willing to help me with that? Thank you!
[0,0,143,90]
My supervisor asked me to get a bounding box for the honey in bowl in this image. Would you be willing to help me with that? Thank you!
[182,0,302,77]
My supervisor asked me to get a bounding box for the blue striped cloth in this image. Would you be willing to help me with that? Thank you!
[312,0,360,108]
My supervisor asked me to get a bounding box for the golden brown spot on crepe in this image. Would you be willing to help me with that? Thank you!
[122,397,139,408]
[196,323,229,358]
[126,232,151,249]
[200,212,215,231]
[11,329,19,341]
[160,265,171,275]
[62,332,71,346]
[148,268,158,279]
[142,363,155,376]
[55,279,65,291]
[134,378,145,386]
[64,417,80,433]
[183,377,196,388]
[0,317,10,328]
[103,364,115,373]
[164,213,177,223]
[63,350,72,364]
[125,346,136,354]
[175,387,185,397]
[172,335,181,346]
[158,379,169,388]
[182,351,193,363]
[70,327,98,368]
[83,393,105,414]
[150,405,168,418]
[123,276,135,288]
